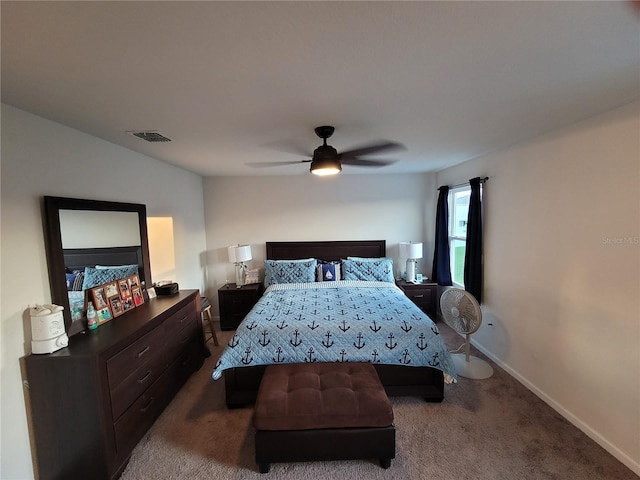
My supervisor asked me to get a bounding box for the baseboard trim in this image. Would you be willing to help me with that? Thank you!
[468,337,640,477]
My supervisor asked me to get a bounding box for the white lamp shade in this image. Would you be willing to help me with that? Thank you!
[228,244,252,263]
[399,242,423,259]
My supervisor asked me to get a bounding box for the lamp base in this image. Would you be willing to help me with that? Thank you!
[405,259,417,283]
[235,263,246,288]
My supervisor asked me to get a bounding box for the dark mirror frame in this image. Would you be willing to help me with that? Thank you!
[43,196,152,336]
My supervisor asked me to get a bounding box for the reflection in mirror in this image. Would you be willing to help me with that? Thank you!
[60,210,141,248]
[43,196,152,337]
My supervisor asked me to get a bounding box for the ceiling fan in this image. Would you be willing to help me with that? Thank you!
[248,126,405,176]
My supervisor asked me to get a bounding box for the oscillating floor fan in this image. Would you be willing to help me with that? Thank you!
[440,288,494,379]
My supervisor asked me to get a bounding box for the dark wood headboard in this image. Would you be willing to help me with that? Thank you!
[64,245,146,285]
[266,240,386,261]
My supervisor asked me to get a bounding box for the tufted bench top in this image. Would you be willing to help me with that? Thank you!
[254,362,393,431]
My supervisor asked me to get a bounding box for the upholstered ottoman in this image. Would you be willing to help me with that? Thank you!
[253,362,395,473]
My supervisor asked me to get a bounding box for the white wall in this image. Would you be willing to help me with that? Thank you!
[436,102,640,475]
[0,104,208,479]
[202,173,436,314]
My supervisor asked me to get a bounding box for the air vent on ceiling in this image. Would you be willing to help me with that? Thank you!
[128,131,172,142]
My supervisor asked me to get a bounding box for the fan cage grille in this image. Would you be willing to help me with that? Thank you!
[441,289,482,334]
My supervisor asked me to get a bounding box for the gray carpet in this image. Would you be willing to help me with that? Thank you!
[120,324,637,480]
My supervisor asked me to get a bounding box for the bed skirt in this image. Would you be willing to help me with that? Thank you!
[224,363,445,408]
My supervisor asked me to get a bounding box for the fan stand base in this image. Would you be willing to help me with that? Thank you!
[451,353,494,380]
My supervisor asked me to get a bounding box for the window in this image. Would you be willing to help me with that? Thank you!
[448,185,470,287]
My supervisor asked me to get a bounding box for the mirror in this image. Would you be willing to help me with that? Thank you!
[43,196,152,336]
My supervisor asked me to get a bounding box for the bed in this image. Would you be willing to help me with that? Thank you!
[214,240,456,408]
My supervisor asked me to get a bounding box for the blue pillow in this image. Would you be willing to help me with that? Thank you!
[264,258,316,286]
[342,258,394,283]
[346,256,392,262]
[95,264,138,270]
[65,270,81,290]
[82,265,139,290]
[317,260,341,281]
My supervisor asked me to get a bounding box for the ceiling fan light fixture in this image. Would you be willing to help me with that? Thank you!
[247,125,402,174]
[310,158,341,176]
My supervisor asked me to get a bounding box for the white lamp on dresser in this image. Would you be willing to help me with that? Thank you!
[228,244,252,288]
[399,241,423,283]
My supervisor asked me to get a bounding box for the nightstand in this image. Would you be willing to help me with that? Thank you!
[218,283,263,330]
[395,279,439,318]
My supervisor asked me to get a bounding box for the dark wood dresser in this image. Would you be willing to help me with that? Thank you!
[23,290,205,480]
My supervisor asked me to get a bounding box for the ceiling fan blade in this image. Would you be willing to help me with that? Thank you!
[246,160,310,168]
[263,140,313,158]
[341,158,397,167]
[339,141,405,159]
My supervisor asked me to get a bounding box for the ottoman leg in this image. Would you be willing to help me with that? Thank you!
[259,462,271,473]
[380,458,391,469]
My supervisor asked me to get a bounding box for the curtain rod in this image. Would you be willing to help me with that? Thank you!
[445,176,489,190]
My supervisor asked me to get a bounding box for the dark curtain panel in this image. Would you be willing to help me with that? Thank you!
[464,177,483,303]
[432,186,452,286]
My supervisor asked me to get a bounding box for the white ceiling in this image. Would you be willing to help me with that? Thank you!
[2,1,638,176]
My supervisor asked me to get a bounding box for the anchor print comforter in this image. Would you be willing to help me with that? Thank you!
[212,281,457,382]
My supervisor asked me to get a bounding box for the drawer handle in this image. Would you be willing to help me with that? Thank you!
[413,294,424,298]
[137,370,152,384]
[137,346,150,358]
[140,397,155,413]
[179,315,188,324]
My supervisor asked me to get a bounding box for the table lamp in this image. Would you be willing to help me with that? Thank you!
[228,244,252,288]
[399,241,423,283]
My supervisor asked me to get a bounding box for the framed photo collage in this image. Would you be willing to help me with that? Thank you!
[87,274,145,326]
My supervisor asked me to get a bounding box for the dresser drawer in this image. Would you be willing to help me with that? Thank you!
[225,292,255,313]
[113,369,172,454]
[396,280,438,317]
[404,288,434,308]
[110,357,165,420]
[163,302,197,337]
[165,338,203,397]
[106,324,165,390]
[164,315,199,361]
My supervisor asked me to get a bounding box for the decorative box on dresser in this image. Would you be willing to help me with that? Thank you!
[23,290,205,480]
[395,279,439,319]
[218,283,263,330]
